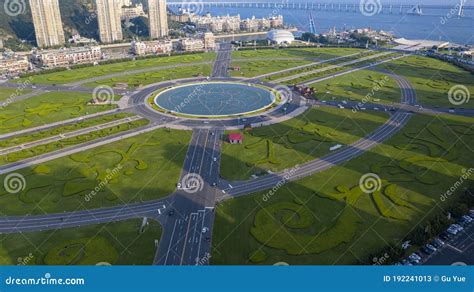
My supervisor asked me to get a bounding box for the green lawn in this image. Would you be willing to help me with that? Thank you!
[281,53,400,85]
[309,69,401,105]
[0,219,161,265]
[0,87,31,102]
[0,128,191,215]
[380,55,474,108]
[264,50,381,82]
[0,119,149,165]
[0,112,134,148]
[19,53,216,85]
[220,107,389,181]
[230,48,371,78]
[212,113,474,265]
[85,64,213,89]
[232,47,364,60]
[229,60,312,78]
[0,91,116,135]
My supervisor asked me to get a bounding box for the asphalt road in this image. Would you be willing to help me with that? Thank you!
[0,45,472,266]
[154,129,222,265]
[220,71,417,196]
[212,43,232,78]
[423,223,474,265]
[0,199,169,234]
[0,115,143,155]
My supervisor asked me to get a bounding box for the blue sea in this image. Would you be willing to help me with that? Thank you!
[173,5,474,45]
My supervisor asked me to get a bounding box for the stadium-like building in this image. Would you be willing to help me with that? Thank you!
[267,29,295,45]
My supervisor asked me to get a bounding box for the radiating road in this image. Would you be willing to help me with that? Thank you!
[212,43,232,78]
[1,44,472,267]
[154,129,223,265]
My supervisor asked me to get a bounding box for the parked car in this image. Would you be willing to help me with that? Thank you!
[401,259,413,266]
[462,215,473,223]
[468,209,474,218]
[447,227,458,235]
[408,253,421,264]
[426,244,437,252]
[432,238,445,248]
[421,246,433,255]
[439,232,452,240]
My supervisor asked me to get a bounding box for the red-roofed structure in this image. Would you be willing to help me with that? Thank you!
[228,133,243,144]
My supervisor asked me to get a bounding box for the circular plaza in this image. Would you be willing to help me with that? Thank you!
[152,82,278,118]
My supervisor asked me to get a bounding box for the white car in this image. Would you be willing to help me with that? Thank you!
[177,183,182,189]
[202,227,209,233]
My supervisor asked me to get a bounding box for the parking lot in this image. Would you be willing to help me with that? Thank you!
[422,222,474,265]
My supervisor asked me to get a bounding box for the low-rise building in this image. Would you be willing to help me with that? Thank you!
[131,40,173,56]
[121,3,146,20]
[179,38,205,52]
[203,32,216,51]
[32,46,102,69]
[0,54,31,76]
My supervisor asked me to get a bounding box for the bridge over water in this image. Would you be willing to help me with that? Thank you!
[167,2,473,15]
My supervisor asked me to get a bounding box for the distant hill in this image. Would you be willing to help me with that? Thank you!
[0,0,145,49]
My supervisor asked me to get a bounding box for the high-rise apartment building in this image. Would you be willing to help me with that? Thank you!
[29,0,65,48]
[96,0,123,43]
[148,0,169,39]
